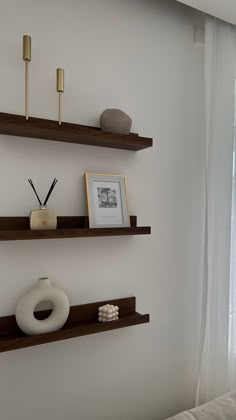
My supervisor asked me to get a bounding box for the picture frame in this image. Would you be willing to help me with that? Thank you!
[85,173,130,228]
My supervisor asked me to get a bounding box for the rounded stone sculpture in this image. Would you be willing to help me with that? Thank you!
[100,109,132,135]
[15,277,70,335]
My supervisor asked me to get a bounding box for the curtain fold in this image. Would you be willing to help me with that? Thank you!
[229,83,236,390]
[196,16,236,405]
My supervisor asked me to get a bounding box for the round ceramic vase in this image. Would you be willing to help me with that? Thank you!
[15,277,70,335]
[100,109,132,135]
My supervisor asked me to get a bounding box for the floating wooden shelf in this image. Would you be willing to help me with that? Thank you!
[0,112,153,151]
[0,216,151,241]
[0,297,149,353]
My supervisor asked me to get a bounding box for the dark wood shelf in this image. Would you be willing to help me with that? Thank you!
[0,297,149,353]
[0,216,151,241]
[0,112,153,151]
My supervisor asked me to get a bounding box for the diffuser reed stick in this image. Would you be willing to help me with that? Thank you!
[43,178,58,206]
[28,179,42,206]
[28,178,58,206]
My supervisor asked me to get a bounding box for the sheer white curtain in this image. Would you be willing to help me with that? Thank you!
[229,83,236,390]
[196,17,236,405]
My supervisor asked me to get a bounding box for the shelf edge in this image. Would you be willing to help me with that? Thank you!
[0,112,153,151]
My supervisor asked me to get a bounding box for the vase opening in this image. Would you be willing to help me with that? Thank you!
[38,277,51,287]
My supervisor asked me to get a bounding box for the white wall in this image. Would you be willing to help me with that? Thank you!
[0,1,205,419]
[176,0,236,25]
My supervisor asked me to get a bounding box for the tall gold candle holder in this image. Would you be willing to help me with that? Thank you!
[23,35,31,120]
[56,68,64,125]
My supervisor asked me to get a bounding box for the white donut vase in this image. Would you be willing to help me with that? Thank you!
[15,277,70,335]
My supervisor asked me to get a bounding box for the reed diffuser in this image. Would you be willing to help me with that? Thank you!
[28,178,58,230]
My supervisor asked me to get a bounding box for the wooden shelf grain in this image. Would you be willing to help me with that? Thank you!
[0,216,151,241]
[0,112,153,151]
[0,297,150,353]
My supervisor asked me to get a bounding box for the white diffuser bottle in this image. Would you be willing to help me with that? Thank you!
[30,205,57,230]
[28,178,58,230]
[15,277,70,335]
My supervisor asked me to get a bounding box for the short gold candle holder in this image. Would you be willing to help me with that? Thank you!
[56,68,64,125]
[23,35,31,120]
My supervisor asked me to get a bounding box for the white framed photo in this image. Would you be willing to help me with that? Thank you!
[85,173,130,228]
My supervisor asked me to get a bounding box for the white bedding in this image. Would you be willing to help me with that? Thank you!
[167,390,236,420]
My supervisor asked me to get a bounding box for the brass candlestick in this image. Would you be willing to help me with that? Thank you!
[56,68,64,125]
[23,35,31,120]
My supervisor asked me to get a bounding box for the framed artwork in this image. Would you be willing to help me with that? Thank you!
[85,173,130,228]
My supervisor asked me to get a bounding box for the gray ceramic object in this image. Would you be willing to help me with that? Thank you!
[100,109,132,135]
